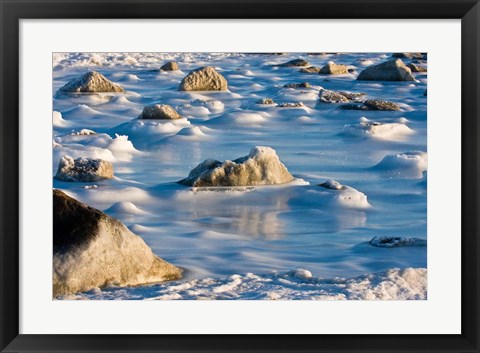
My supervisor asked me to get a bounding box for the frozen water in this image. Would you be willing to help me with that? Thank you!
[53,52,427,299]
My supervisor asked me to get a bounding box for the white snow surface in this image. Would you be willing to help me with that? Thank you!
[53,52,427,300]
[61,267,427,300]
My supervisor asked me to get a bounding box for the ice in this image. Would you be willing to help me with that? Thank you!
[53,52,427,300]
[62,267,427,300]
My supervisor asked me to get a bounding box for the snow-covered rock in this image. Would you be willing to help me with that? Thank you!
[139,104,182,120]
[179,146,294,187]
[53,189,182,296]
[319,62,349,74]
[256,98,276,105]
[374,151,428,179]
[357,59,415,81]
[299,66,321,73]
[54,155,114,182]
[160,61,179,71]
[58,71,124,93]
[319,89,350,103]
[179,66,228,91]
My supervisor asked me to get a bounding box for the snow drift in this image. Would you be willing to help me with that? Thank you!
[179,146,294,187]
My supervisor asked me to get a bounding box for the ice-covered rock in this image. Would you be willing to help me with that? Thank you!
[374,151,428,179]
[58,71,124,93]
[369,236,427,248]
[338,91,366,100]
[256,98,276,105]
[357,59,415,81]
[319,62,349,74]
[407,63,427,73]
[179,146,294,187]
[340,99,401,111]
[139,104,182,120]
[53,111,70,128]
[160,61,179,71]
[342,117,414,140]
[54,155,114,182]
[279,59,310,67]
[392,52,423,59]
[319,179,345,190]
[319,89,350,103]
[299,66,321,73]
[179,66,228,91]
[53,189,182,296]
[278,102,304,108]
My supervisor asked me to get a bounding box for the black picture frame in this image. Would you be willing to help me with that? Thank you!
[1,0,479,352]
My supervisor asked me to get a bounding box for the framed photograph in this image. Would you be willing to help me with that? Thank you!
[1,0,479,352]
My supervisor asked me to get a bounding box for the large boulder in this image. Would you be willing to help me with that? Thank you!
[58,71,124,93]
[160,61,179,71]
[392,52,423,59]
[319,62,349,74]
[357,59,415,81]
[54,155,114,182]
[179,66,228,91]
[139,104,182,119]
[179,146,294,187]
[53,189,182,296]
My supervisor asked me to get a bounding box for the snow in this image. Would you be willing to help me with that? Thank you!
[61,267,427,300]
[374,151,428,179]
[53,52,427,300]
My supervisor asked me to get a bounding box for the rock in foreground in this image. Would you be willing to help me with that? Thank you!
[179,146,294,187]
[357,59,415,81]
[139,104,182,119]
[179,66,228,91]
[54,155,114,182]
[58,71,124,93]
[53,189,182,296]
